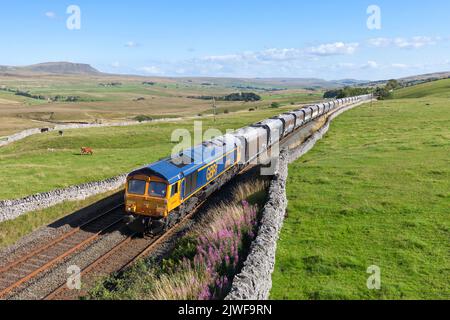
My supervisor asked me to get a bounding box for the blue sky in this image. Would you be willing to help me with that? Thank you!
[0,0,449,80]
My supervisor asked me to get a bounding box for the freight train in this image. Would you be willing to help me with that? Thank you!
[124,95,372,233]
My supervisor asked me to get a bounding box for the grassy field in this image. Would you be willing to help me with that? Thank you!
[0,73,320,136]
[393,78,450,99]
[0,105,300,200]
[271,95,450,299]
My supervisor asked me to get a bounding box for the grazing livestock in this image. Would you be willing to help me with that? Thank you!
[41,128,49,133]
[80,147,94,156]
[59,130,64,136]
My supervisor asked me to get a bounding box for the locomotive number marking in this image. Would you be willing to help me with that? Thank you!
[206,163,218,181]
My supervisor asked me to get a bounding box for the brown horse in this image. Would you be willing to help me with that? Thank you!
[81,147,94,155]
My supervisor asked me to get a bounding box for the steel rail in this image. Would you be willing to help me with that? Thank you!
[0,204,125,299]
[44,200,208,300]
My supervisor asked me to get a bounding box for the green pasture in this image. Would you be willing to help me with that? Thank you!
[271,96,450,299]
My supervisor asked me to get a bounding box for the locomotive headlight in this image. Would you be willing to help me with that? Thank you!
[126,201,137,212]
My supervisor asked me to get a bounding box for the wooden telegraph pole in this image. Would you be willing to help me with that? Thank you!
[371,87,374,108]
[213,97,217,122]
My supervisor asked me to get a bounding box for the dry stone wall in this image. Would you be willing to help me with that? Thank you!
[0,174,127,223]
[225,101,367,300]
[225,150,289,300]
[0,121,154,148]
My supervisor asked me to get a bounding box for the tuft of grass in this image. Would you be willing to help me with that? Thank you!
[271,97,450,300]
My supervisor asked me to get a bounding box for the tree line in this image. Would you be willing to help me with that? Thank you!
[0,86,82,102]
[323,87,371,99]
[323,79,401,100]
[189,92,262,102]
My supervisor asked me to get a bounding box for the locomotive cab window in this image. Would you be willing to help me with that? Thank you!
[149,181,167,198]
[171,183,179,197]
[128,179,146,195]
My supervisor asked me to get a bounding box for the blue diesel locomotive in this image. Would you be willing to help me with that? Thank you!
[124,95,372,232]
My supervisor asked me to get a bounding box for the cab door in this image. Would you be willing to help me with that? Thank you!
[168,181,181,212]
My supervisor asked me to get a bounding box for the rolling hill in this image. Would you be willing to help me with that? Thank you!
[0,62,102,75]
[399,71,450,83]
[364,71,450,88]
[0,61,369,89]
[393,78,450,99]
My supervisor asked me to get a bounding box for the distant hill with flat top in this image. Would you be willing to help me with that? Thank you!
[0,62,102,75]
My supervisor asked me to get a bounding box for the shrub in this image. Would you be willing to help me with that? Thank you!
[134,115,153,122]
[190,92,262,102]
[270,102,280,108]
[374,87,392,100]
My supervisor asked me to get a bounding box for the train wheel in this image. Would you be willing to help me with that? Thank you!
[178,204,187,219]
[150,219,165,235]
[164,215,172,232]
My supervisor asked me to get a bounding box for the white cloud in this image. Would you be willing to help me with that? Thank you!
[333,62,356,69]
[125,41,140,48]
[139,66,163,75]
[175,68,187,74]
[368,36,440,49]
[45,11,56,19]
[305,42,359,56]
[202,54,243,62]
[111,61,120,68]
[132,57,415,79]
[126,36,449,79]
[367,38,391,47]
[201,41,359,66]
[131,41,365,78]
[258,48,302,61]
[362,61,379,69]
[391,63,408,69]
[395,36,439,49]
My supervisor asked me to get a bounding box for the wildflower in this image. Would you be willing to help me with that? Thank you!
[225,255,230,266]
[198,286,211,300]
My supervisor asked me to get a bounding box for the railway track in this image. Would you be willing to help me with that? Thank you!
[0,204,126,299]
[44,201,205,300]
